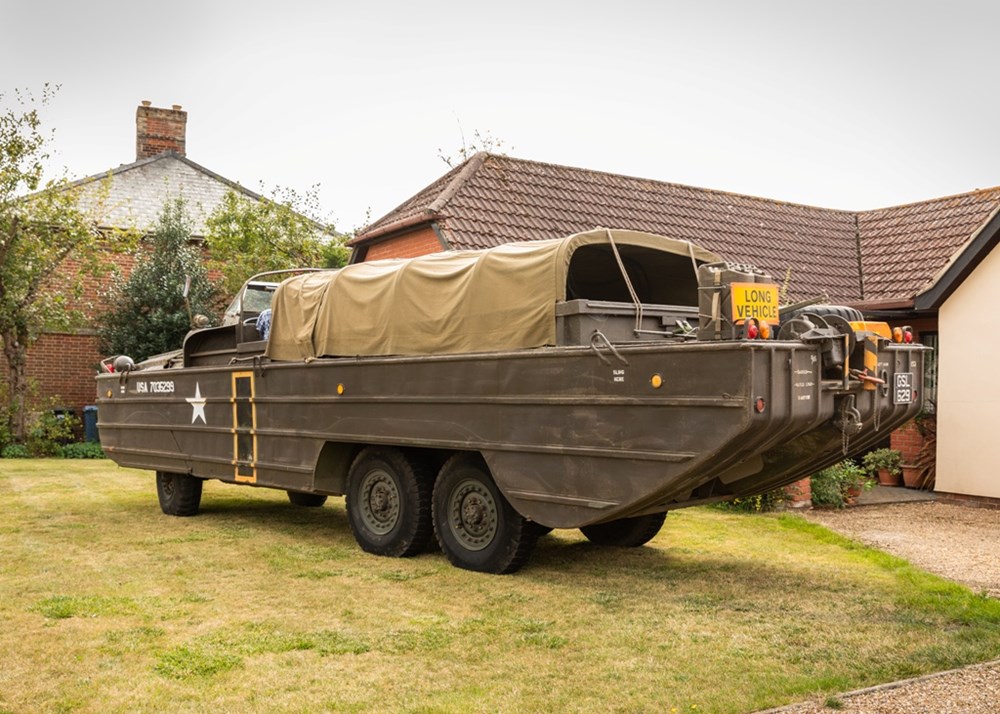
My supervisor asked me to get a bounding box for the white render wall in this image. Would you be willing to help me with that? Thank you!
[937,243,1000,499]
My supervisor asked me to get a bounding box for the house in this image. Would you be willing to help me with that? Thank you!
[22,102,269,417]
[350,152,1000,504]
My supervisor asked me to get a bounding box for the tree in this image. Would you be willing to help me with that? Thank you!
[0,86,117,442]
[99,199,217,362]
[205,185,349,296]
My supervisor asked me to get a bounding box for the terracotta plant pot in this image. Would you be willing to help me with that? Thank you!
[901,464,922,489]
[877,468,903,487]
[844,484,863,506]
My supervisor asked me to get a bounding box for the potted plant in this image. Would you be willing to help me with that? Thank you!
[810,460,873,508]
[862,448,902,487]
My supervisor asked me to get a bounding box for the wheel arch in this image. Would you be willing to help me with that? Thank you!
[312,442,453,496]
[312,441,361,495]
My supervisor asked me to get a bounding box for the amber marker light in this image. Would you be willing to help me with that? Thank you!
[106,390,112,398]
[892,327,903,343]
[337,383,345,395]
[759,322,772,340]
[650,374,663,389]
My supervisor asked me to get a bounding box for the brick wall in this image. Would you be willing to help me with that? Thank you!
[23,332,104,414]
[890,420,924,465]
[364,227,443,261]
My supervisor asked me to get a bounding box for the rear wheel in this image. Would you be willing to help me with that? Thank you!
[287,491,328,507]
[156,471,203,517]
[433,453,537,574]
[345,447,433,557]
[580,512,666,547]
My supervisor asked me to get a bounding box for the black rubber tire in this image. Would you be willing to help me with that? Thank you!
[287,491,328,507]
[432,453,537,574]
[580,512,666,548]
[782,304,864,323]
[345,447,433,558]
[156,471,203,517]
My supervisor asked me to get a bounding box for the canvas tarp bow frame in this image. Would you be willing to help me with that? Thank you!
[264,228,720,361]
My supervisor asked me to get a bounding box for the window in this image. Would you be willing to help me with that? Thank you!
[921,331,938,413]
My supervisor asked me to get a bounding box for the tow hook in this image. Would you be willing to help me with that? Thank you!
[834,394,863,454]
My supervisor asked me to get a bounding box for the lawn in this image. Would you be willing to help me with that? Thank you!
[1,460,998,714]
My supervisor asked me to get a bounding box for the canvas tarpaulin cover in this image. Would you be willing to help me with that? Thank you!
[265,228,720,360]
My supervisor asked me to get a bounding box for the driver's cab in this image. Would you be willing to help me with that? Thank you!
[222,279,280,342]
[184,269,324,367]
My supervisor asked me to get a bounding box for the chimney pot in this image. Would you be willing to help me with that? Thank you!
[172,104,182,111]
[141,100,151,107]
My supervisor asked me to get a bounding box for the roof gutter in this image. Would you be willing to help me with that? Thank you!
[348,211,436,246]
[848,297,915,312]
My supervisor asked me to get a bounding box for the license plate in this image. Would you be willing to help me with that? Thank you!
[893,372,913,404]
[729,282,780,324]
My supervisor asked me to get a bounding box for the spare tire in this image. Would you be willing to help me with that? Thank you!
[782,304,863,323]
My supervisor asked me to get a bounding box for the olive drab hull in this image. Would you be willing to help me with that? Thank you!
[96,338,924,529]
[95,230,929,572]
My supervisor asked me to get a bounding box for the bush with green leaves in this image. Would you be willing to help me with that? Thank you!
[810,459,871,509]
[1,443,30,458]
[99,198,217,362]
[62,441,106,459]
[714,488,788,513]
[27,409,78,457]
[0,404,11,452]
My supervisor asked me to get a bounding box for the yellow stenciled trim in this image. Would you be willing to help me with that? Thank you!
[231,370,257,483]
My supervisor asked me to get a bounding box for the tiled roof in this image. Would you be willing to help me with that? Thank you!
[858,188,1000,302]
[356,153,1000,304]
[70,152,264,238]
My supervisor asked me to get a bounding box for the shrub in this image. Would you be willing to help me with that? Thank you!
[27,410,78,457]
[62,442,106,459]
[715,488,788,513]
[1,443,30,458]
[810,459,870,509]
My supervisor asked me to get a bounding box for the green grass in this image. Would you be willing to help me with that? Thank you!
[1,459,998,713]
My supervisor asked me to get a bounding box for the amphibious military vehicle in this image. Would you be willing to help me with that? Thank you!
[96,229,925,573]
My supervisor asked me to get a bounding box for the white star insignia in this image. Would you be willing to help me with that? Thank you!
[186,382,207,424]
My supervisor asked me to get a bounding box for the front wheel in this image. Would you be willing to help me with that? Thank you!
[432,453,537,574]
[345,447,433,557]
[156,471,203,517]
[580,512,666,547]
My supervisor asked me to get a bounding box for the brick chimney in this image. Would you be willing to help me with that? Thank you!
[136,100,187,160]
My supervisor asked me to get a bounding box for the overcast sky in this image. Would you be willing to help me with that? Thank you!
[2,0,998,233]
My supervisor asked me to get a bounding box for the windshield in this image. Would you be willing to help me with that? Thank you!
[223,281,278,325]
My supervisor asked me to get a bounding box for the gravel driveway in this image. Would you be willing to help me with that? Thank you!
[805,501,1000,598]
[756,500,1000,713]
